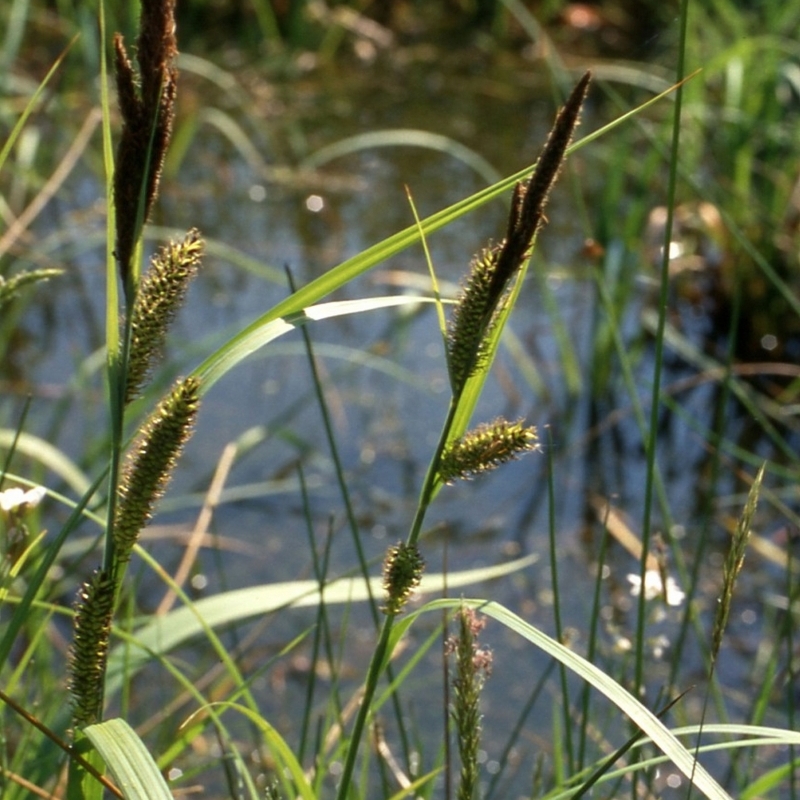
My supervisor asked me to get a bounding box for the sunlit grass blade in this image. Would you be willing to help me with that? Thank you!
[84,718,172,799]
[538,725,800,800]
[397,598,734,800]
[0,431,92,496]
[194,294,438,392]
[406,186,448,344]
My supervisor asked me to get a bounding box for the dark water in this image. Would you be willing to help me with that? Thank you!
[3,43,797,798]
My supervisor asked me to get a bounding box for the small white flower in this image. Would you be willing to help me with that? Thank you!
[0,486,46,513]
[627,570,686,607]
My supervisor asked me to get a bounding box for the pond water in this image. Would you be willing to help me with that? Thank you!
[3,35,798,799]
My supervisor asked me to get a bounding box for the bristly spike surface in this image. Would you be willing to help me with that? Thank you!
[445,73,590,395]
[439,418,538,484]
[114,376,200,568]
[381,542,425,616]
[125,229,204,404]
[68,569,115,728]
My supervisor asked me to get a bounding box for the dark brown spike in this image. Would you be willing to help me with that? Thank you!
[113,0,179,292]
[488,71,591,303]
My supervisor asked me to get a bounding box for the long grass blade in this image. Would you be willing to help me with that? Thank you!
[399,599,734,800]
[0,36,78,172]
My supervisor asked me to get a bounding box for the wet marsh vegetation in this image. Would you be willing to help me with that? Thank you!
[1,1,800,798]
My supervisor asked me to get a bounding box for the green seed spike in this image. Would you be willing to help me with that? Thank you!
[446,244,503,393]
[114,376,201,567]
[68,569,115,728]
[447,605,492,800]
[125,230,204,404]
[381,542,425,616]
[711,463,765,662]
[439,418,538,484]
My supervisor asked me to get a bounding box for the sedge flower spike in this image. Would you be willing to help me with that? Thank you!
[68,569,116,728]
[439,418,538,484]
[446,72,590,394]
[114,376,201,566]
[125,229,204,404]
[381,542,425,616]
[446,605,493,800]
[113,0,178,288]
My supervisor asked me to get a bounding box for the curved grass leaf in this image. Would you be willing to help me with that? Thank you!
[194,294,437,391]
[395,598,734,800]
[84,718,172,799]
[301,128,503,186]
[542,725,800,800]
[0,36,78,172]
[0,430,92,496]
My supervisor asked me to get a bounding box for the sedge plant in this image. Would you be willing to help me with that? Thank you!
[2,0,799,797]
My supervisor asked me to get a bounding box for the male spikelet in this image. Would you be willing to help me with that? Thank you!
[439,418,538,484]
[446,72,590,394]
[381,542,425,616]
[68,569,116,728]
[114,0,178,287]
[446,605,493,800]
[125,230,204,404]
[114,376,200,566]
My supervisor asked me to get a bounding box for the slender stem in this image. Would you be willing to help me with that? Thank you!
[635,0,689,697]
[335,396,460,800]
[102,290,134,583]
[406,397,459,548]
[334,614,395,800]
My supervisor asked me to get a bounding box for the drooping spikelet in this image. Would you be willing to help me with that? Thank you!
[439,419,538,484]
[114,376,200,566]
[68,569,116,728]
[125,230,204,404]
[445,72,591,395]
[381,542,425,616]
[114,0,178,289]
